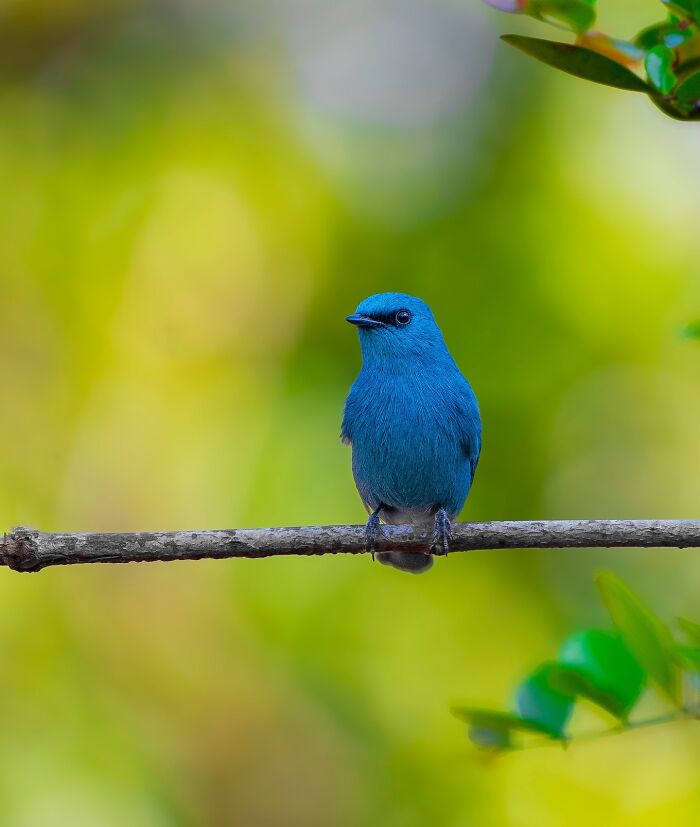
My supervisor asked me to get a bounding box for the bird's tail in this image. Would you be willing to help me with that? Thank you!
[376,551,433,574]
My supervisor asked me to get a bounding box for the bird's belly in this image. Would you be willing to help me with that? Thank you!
[380,506,434,527]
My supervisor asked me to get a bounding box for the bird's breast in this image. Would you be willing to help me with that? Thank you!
[347,371,471,517]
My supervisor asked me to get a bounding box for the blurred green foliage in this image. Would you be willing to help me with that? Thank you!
[1,0,700,825]
[488,0,700,118]
[454,572,700,752]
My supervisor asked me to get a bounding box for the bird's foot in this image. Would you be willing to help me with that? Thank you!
[431,508,452,556]
[365,510,383,560]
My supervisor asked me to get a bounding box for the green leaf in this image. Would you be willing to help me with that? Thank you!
[484,0,596,28]
[678,617,700,644]
[528,0,596,33]
[451,708,548,751]
[645,45,678,94]
[596,572,682,705]
[675,71,700,108]
[649,92,699,120]
[662,0,698,20]
[514,663,575,738]
[556,629,645,719]
[674,644,700,672]
[635,21,693,50]
[501,35,650,92]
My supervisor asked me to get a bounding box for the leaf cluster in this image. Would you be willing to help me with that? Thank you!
[485,0,700,119]
[453,572,700,752]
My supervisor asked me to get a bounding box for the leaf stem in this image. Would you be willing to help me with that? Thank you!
[504,705,700,754]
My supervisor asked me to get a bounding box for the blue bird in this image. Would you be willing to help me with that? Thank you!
[342,292,481,573]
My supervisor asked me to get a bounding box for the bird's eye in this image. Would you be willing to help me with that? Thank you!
[395,310,412,326]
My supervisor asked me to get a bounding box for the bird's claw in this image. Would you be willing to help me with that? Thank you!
[365,510,382,560]
[431,508,452,556]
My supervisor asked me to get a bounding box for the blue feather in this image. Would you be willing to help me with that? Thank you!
[342,293,481,573]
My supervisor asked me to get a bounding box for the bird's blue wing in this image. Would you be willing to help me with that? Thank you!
[453,382,482,485]
[340,381,359,445]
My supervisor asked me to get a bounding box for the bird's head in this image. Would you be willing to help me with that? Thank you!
[346,292,449,369]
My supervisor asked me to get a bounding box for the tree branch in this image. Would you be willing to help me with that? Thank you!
[2,519,700,572]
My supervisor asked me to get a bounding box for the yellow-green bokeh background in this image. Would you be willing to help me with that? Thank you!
[2,0,700,824]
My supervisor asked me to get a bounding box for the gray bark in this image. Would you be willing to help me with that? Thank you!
[2,519,700,572]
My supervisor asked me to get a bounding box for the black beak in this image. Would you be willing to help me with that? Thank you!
[346,314,383,328]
